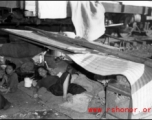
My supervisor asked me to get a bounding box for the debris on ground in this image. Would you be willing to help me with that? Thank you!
[0,109,71,119]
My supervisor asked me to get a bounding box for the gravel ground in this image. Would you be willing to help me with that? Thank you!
[0,89,71,119]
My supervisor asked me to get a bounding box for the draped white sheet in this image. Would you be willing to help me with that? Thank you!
[69,1,105,42]
[37,1,105,42]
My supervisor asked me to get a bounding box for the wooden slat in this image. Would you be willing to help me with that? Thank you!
[102,2,151,15]
[1,28,90,54]
[2,27,152,68]
[102,2,122,13]
[123,5,143,14]
[9,34,74,54]
[19,28,152,65]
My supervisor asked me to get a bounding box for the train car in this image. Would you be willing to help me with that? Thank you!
[0,1,152,38]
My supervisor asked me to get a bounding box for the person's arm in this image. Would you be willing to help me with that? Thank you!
[6,73,18,93]
[33,80,42,98]
[33,85,39,94]
[63,73,70,100]
[33,86,39,98]
[5,87,10,93]
[0,74,7,87]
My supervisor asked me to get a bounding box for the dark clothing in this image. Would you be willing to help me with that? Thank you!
[37,75,59,89]
[6,72,18,93]
[48,71,70,96]
[48,71,86,96]
[0,94,11,110]
[68,83,86,95]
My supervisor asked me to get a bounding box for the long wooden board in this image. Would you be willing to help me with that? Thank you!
[2,27,152,68]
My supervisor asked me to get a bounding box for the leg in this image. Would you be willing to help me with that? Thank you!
[0,94,11,110]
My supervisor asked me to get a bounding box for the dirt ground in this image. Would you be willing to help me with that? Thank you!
[0,90,71,119]
[0,86,101,119]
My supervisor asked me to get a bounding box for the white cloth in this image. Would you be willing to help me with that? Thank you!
[32,51,47,64]
[70,1,105,41]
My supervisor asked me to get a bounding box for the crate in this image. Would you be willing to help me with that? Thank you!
[106,82,132,119]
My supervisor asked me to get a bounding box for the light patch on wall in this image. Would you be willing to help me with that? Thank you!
[38,1,68,19]
[25,1,36,16]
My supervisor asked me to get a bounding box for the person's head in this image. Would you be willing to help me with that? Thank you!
[6,62,16,75]
[37,66,48,78]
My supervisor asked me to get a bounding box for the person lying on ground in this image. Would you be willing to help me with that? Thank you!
[48,68,86,101]
[48,68,104,102]
[32,63,86,101]
[0,62,18,93]
[33,61,104,102]
[32,66,59,98]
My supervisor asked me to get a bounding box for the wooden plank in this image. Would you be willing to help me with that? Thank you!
[9,34,74,54]
[102,2,151,15]
[25,26,119,50]
[123,5,143,14]
[1,28,90,54]
[2,28,152,68]
[105,23,123,27]
[102,2,122,13]
[23,27,152,67]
